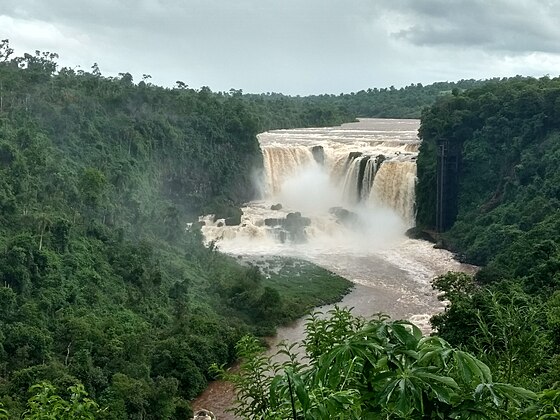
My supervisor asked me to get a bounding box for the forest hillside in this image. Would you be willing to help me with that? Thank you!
[416,76,560,393]
[2,39,556,418]
[0,42,355,418]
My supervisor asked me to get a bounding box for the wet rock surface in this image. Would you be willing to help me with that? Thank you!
[224,216,241,226]
[264,212,311,243]
[192,409,216,420]
[311,145,325,165]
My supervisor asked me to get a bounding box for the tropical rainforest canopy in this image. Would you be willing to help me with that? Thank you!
[415,76,560,412]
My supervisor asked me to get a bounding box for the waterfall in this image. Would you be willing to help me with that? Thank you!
[195,120,476,418]
[341,153,363,204]
[260,145,417,224]
[369,161,417,226]
[201,119,421,249]
[262,146,316,195]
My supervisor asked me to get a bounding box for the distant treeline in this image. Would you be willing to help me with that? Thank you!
[237,79,489,130]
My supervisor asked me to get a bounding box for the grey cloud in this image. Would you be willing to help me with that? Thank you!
[2,0,371,61]
[384,0,560,53]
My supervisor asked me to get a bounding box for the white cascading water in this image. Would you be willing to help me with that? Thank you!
[200,119,474,327]
[202,119,420,247]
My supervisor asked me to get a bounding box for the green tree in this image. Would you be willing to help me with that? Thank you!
[216,308,537,419]
[22,382,100,419]
[78,168,106,209]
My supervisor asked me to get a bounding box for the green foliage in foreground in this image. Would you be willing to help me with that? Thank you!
[1,382,99,419]
[430,273,560,418]
[214,307,560,419]
[431,273,553,389]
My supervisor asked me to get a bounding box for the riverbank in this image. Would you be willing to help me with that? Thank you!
[191,256,352,418]
[192,235,478,418]
[256,256,353,325]
[192,239,476,417]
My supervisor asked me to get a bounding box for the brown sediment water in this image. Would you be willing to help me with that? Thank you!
[191,373,237,420]
[191,243,474,419]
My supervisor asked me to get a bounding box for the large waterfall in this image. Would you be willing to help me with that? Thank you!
[262,143,417,223]
[202,118,420,250]
[199,118,475,329]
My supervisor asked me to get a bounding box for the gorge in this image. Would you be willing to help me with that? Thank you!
[2,42,558,417]
[195,119,475,417]
[202,118,474,327]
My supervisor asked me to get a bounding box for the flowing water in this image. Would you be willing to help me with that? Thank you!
[192,118,475,418]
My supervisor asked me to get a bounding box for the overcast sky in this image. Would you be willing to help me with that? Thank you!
[1,0,560,95]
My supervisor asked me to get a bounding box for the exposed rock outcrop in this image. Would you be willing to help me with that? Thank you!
[311,145,325,165]
[329,207,361,229]
[192,409,216,420]
[264,212,311,243]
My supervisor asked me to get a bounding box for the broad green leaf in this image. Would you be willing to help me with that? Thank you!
[454,350,493,385]
[492,382,537,406]
[414,370,459,389]
[391,322,420,349]
[269,375,283,408]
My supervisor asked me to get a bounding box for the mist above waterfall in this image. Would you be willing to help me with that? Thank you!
[277,165,339,214]
[270,162,407,250]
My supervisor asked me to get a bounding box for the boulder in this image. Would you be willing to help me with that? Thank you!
[348,151,363,160]
[405,227,436,243]
[264,218,283,227]
[274,227,287,243]
[264,212,311,243]
[285,212,312,228]
[270,203,283,210]
[311,145,325,165]
[224,215,241,226]
[192,409,216,420]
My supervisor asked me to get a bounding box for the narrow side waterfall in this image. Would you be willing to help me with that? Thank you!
[370,161,417,225]
[262,147,316,196]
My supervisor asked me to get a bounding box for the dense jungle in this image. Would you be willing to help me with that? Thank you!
[1,39,559,418]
